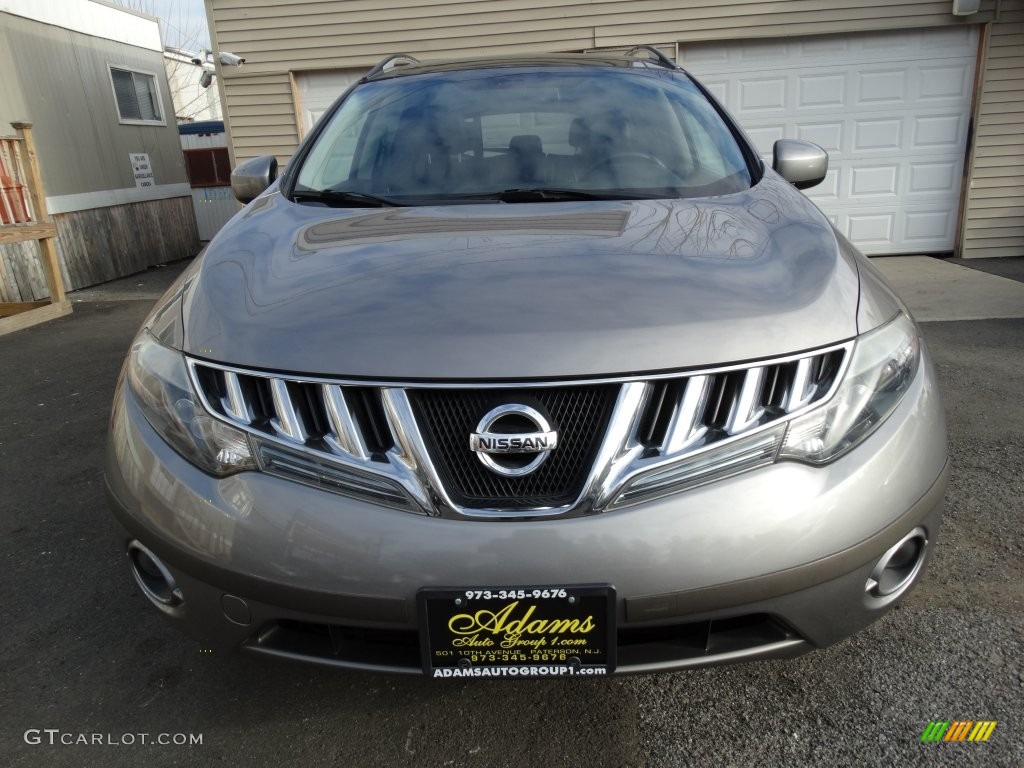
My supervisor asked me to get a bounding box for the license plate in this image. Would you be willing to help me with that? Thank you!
[417,585,616,678]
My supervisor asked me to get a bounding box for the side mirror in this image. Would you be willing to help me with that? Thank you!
[231,155,278,203]
[772,139,828,190]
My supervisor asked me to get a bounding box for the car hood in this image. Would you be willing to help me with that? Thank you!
[183,174,860,380]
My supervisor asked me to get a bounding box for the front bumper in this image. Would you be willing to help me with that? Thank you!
[105,356,949,675]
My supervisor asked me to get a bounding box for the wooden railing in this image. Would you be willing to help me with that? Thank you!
[0,121,70,334]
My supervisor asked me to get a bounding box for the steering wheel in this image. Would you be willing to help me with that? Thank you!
[580,152,687,184]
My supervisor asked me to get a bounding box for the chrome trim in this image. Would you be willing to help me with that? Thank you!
[322,384,369,460]
[185,341,854,519]
[585,381,651,511]
[608,425,787,510]
[269,378,307,443]
[385,383,647,520]
[595,352,851,510]
[243,643,423,676]
[725,366,766,435]
[127,540,184,614]
[221,371,252,423]
[785,357,817,412]
[865,526,928,601]
[183,340,853,389]
[255,440,418,512]
[614,638,809,675]
[663,375,710,455]
[188,362,434,515]
[378,387,446,516]
[469,403,558,477]
[245,635,809,676]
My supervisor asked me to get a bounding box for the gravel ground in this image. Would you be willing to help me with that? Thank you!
[0,284,1020,767]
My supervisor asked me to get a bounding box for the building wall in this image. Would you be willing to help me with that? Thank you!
[179,129,238,241]
[0,5,199,300]
[208,0,998,163]
[0,21,26,123]
[207,0,1022,257]
[0,197,198,301]
[0,14,187,202]
[165,51,224,122]
[216,71,298,167]
[959,0,1024,258]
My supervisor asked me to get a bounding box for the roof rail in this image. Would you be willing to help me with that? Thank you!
[365,53,421,79]
[624,45,678,70]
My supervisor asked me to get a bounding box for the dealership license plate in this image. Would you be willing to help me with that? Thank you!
[418,585,616,678]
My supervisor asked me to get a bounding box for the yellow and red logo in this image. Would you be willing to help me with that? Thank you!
[920,721,997,743]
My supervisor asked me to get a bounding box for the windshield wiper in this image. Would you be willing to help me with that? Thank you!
[495,188,657,203]
[292,188,398,208]
[293,187,664,207]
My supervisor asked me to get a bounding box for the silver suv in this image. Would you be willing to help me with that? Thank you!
[105,48,948,678]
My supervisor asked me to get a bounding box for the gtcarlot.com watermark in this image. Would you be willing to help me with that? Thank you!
[24,729,202,747]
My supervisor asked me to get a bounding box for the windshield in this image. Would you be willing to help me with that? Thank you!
[293,67,753,204]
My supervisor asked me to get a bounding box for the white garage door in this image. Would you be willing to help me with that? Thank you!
[295,69,365,137]
[680,27,978,254]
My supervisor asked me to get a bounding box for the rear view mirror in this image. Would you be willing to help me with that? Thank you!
[772,139,828,190]
[231,155,278,203]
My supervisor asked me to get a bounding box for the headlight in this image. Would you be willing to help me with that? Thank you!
[780,312,920,464]
[127,330,256,476]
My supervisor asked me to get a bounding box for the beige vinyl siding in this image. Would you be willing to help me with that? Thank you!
[220,72,299,167]
[210,0,998,165]
[593,1,998,46]
[961,2,1024,258]
[211,1,996,74]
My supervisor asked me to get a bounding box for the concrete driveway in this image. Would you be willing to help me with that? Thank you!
[1,257,1021,767]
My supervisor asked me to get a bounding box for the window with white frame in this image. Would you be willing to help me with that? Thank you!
[109,66,164,124]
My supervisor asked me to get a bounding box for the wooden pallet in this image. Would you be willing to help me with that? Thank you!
[0,122,71,335]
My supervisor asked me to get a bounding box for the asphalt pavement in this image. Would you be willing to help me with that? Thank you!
[0,259,1021,767]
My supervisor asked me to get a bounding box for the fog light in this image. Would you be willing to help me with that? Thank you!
[866,527,927,600]
[128,541,184,611]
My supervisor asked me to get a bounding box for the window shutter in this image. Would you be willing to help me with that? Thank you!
[133,73,159,121]
[111,67,161,123]
[111,69,142,121]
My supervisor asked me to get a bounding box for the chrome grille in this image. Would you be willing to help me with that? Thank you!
[191,364,394,459]
[187,342,850,518]
[257,443,416,511]
[635,349,845,459]
[188,362,413,510]
[409,385,618,509]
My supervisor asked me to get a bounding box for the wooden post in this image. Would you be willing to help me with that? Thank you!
[0,121,71,334]
[11,121,65,303]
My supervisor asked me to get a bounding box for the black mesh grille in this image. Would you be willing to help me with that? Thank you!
[410,385,619,509]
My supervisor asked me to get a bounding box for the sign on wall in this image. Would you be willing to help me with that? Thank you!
[130,153,154,188]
